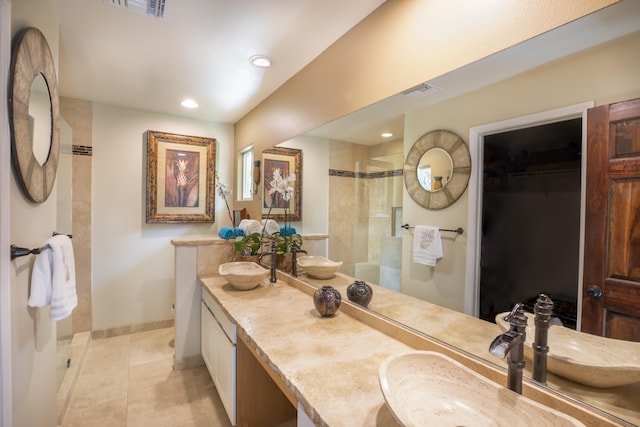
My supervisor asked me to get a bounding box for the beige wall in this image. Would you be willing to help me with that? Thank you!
[91,103,234,331]
[236,0,618,149]
[277,135,330,236]
[401,31,640,312]
[234,0,617,218]
[9,1,59,425]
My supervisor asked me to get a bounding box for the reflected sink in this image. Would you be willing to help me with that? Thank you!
[218,261,269,290]
[379,351,584,427]
[496,311,640,388]
[297,255,342,279]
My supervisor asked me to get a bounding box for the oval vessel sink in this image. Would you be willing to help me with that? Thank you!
[218,261,269,290]
[379,351,584,427]
[297,255,342,279]
[496,311,640,387]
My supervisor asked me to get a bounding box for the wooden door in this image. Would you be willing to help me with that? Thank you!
[583,97,640,340]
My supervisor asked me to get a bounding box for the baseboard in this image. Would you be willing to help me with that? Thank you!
[174,354,204,370]
[91,318,175,340]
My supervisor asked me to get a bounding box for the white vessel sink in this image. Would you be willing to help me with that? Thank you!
[496,311,640,388]
[218,261,269,290]
[379,351,584,427]
[297,255,342,279]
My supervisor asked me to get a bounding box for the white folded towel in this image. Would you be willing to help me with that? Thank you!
[261,219,280,237]
[412,225,443,267]
[28,235,77,320]
[238,219,261,236]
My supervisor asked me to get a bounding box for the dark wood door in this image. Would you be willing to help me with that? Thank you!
[582,97,640,341]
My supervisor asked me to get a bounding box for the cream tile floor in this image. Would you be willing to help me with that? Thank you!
[61,327,233,427]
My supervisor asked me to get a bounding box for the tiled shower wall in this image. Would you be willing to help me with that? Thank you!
[328,139,403,278]
[60,97,93,334]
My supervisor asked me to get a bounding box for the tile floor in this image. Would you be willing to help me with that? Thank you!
[61,327,233,427]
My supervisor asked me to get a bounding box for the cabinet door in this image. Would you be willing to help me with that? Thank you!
[212,317,237,425]
[200,302,214,374]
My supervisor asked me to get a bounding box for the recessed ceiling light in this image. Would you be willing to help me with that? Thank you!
[181,99,198,109]
[250,55,272,68]
[381,132,393,138]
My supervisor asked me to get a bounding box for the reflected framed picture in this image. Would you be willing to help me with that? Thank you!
[262,146,302,221]
[146,130,216,223]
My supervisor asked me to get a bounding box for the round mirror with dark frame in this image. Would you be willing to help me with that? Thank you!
[9,27,60,204]
[404,129,471,210]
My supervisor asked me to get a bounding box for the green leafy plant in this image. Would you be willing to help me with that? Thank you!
[270,231,303,255]
[234,232,262,256]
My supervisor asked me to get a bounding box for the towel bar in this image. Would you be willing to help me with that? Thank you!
[10,233,72,260]
[401,224,463,235]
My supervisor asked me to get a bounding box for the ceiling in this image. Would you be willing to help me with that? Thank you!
[45,1,640,146]
[47,0,385,123]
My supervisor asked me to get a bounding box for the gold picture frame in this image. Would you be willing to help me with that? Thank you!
[262,146,302,221]
[146,130,216,223]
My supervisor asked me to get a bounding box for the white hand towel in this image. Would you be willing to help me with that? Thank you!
[412,225,443,267]
[261,219,280,237]
[28,235,77,320]
[238,219,261,236]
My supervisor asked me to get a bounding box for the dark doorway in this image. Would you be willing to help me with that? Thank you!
[479,118,582,328]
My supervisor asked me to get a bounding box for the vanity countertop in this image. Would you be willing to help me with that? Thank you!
[199,272,638,427]
[298,273,640,426]
[200,274,409,426]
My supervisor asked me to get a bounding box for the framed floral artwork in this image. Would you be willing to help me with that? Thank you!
[262,146,302,221]
[146,130,216,223]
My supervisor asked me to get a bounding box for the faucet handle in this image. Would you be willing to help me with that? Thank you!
[534,293,554,316]
[504,303,527,328]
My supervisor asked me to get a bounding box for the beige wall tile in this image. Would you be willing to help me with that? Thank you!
[61,98,94,334]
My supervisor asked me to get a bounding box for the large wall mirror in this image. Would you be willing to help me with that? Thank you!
[404,129,470,210]
[9,27,60,203]
[281,4,640,425]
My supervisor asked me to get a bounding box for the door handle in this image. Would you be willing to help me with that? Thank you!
[586,285,603,298]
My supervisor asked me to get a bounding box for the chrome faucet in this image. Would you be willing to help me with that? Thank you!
[489,303,527,394]
[532,293,554,384]
[290,240,307,277]
[258,240,278,283]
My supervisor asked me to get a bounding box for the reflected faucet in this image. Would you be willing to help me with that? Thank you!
[258,240,278,283]
[532,293,554,384]
[290,240,307,277]
[489,303,527,394]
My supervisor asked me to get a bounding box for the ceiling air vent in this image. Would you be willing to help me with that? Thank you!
[104,0,166,19]
[402,82,440,97]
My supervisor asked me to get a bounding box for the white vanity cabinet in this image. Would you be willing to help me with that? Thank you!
[201,291,237,425]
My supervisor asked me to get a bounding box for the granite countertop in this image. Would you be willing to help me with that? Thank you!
[200,275,410,426]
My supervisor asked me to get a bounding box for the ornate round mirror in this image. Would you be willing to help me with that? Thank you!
[9,27,60,203]
[404,129,471,210]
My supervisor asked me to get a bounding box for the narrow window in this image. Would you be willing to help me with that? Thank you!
[240,146,254,200]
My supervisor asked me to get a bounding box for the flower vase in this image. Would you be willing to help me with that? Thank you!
[235,254,260,265]
[276,253,293,273]
[433,176,443,189]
